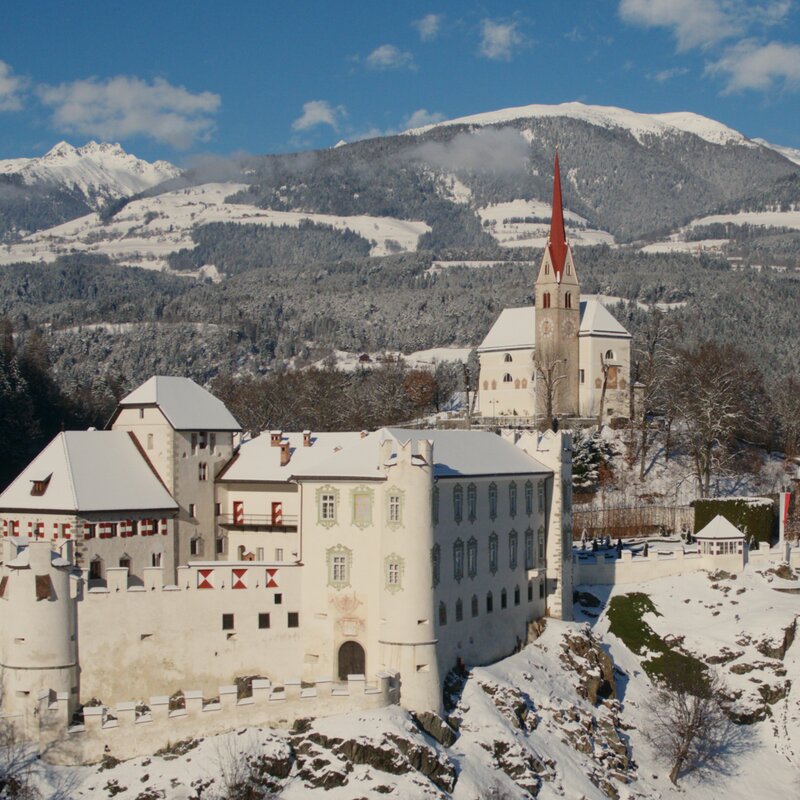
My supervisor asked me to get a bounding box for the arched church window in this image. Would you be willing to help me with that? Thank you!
[491,380,497,390]
[514,379,520,389]
[503,374,513,383]
[565,292,572,309]
[521,378,528,389]
[566,262,571,276]
[543,292,551,309]
[504,353,513,362]
[605,349,615,361]
[483,380,488,390]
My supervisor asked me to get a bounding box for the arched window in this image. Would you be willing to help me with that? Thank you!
[521,378,528,389]
[605,349,615,361]
[528,579,534,602]
[514,379,520,389]
[491,379,497,390]
[565,292,572,309]
[439,601,447,625]
[503,353,513,363]
[471,594,479,617]
[543,292,551,309]
[501,588,508,609]
[455,598,463,622]
[89,556,104,581]
[147,433,154,450]
[503,373,513,383]
[118,554,131,571]
[486,591,494,613]
[483,379,488,390]
[514,585,521,606]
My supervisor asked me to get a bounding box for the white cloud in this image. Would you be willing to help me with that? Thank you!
[37,75,219,148]
[366,44,416,70]
[0,60,27,111]
[292,100,346,132]
[478,19,525,61]
[708,39,800,92]
[403,108,446,129]
[413,13,443,41]
[650,66,690,82]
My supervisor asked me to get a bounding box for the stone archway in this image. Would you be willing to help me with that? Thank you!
[337,640,365,680]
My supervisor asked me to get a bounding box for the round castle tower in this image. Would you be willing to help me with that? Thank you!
[378,436,442,712]
[0,541,78,728]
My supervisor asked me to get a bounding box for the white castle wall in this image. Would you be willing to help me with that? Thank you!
[38,672,399,765]
[573,542,800,585]
[76,561,305,704]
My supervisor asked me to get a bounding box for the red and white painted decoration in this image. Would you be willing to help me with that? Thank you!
[232,568,247,589]
[272,502,283,525]
[197,568,214,589]
[266,568,279,588]
[233,501,244,525]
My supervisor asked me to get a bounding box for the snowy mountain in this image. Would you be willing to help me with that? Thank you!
[753,138,800,167]
[403,100,757,148]
[0,140,180,208]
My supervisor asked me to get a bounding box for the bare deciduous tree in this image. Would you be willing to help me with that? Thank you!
[644,672,730,785]
[534,341,567,429]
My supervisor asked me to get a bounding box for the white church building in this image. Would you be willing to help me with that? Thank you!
[476,152,632,422]
[0,376,574,763]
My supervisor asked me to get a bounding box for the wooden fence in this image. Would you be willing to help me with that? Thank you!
[572,505,694,539]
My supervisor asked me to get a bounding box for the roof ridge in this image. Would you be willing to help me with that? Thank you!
[60,431,80,509]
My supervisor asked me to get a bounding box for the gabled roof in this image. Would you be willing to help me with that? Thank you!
[292,428,551,481]
[118,376,240,431]
[695,514,745,540]
[0,431,178,513]
[218,431,363,483]
[477,297,630,352]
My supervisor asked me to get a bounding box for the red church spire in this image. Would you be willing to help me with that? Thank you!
[548,149,569,277]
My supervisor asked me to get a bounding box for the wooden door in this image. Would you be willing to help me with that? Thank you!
[337,641,365,680]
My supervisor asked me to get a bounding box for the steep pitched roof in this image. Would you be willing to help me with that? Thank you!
[291,428,551,480]
[477,297,630,352]
[118,376,240,431]
[548,150,569,277]
[0,431,178,513]
[695,514,745,540]
[218,431,363,483]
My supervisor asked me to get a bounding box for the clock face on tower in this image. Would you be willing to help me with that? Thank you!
[561,318,576,337]
[540,319,553,337]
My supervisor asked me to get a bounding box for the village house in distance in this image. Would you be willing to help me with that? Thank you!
[476,152,632,422]
[0,376,574,763]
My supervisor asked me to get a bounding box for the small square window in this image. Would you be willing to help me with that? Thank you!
[287,612,299,628]
[274,593,283,605]
[188,503,196,518]
[215,537,224,555]
[222,613,234,630]
[258,613,270,629]
[275,548,283,561]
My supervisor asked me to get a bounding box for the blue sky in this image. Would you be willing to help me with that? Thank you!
[1,0,799,164]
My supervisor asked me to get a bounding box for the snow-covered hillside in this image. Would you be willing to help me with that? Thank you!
[404,101,758,149]
[22,564,800,799]
[0,141,180,208]
[754,138,800,167]
[0,182,431,272]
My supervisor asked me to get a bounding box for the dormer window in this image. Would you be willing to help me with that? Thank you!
[30,474,52,497]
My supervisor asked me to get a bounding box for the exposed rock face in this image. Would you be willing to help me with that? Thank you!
[289,730,457,793]
[560,630,617,705]
[478,681,537,732]
[756,618,797,660]
[412,711,459,747]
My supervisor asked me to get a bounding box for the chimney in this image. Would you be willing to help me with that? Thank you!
[360,430,369,439]
[303,430,312,447]
[280,442,291,466]
[270,430,282,447]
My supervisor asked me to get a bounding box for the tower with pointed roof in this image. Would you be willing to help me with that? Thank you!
[533,150,581,418]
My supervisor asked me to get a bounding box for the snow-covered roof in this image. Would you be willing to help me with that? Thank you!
[118,376,241,431]
[695,514,745,540]
[0,431,178,513]
[292,428,551,480]
[477,296,630,352]
[218,432,363,483]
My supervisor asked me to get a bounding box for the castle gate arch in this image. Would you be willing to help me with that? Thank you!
[337,641,365,679]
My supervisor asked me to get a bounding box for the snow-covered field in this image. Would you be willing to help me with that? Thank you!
[319,347,472,372]
[22,562,800,799]
[688,209,800,232]
[478,199,615,249]
[0,182,431,271]
[640,238,730,255]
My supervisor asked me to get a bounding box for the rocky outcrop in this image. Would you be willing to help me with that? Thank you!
[478,681,537,732]
[412,711,459,747]
[560,630,616,705]
[756,618,797,660]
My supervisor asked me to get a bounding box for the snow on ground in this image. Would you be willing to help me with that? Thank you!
[426,259,533,274]
[640,238,729,255]
[687,209,800,231]
[478,200,615,249]
[319,348,472,372]
[0,182,431,271]
[27,563,800,799]
[403,101,755,149]
[753,138,800,167]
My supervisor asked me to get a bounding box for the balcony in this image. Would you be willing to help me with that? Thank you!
[218,513,298,532]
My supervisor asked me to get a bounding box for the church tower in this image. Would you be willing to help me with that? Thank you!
[534,150,581,419]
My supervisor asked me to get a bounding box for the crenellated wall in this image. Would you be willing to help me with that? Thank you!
[37,671,400,765]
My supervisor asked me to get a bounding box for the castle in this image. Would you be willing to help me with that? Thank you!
[476,152,632,422]
[0,377,573,763]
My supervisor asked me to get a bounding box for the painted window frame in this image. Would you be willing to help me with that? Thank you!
[525,480,534,515]
[509,481,517,518]
[525,527,535,569]
[453,538,464,582]
[488,482,498,521]
[316,484,340,528]
[350,485,374,529]
[326,544,353,589]
[431,544,441,587]
[453,483,463,524]
[509,529,518,570]
[384,553,405,593]
[386,486,405,529]
[467,536,478,578]
[467,483,477,522]
[488,532,498,574]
